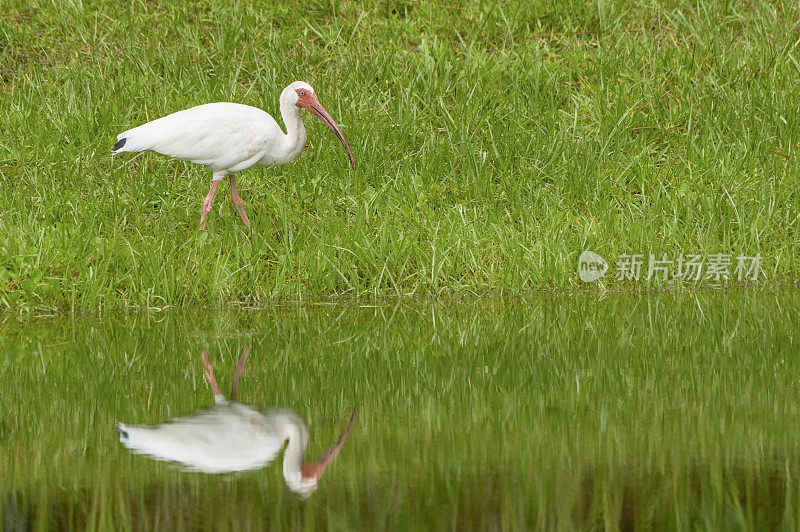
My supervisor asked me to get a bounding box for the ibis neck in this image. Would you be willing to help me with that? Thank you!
[281,420,309,491]
[279,101,307,164]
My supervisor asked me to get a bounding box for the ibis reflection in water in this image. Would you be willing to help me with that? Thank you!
[116,348,357,495]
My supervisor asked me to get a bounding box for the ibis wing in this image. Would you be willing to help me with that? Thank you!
[116,103,281,173]
[117,405,285,473]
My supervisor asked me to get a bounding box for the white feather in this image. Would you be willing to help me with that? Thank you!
[114,103,288,174]
[112,82,317,176]
[117,403,306,474]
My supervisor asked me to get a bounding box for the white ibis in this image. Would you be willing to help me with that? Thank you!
[116,348,357,495]
[112,81,355,230]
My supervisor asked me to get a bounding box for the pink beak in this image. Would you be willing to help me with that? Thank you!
[300,407,357,481]
[299,95,356,170]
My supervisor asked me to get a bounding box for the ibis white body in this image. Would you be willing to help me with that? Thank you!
[114,102,306,179]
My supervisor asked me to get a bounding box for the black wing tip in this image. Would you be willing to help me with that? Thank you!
[112,138,127,152]
[115,422,129,439]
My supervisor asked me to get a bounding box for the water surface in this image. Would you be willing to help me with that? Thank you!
[2,293,800,529]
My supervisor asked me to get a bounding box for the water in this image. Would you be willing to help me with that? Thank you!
[2,293,800,529]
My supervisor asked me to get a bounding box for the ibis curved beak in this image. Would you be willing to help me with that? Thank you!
[299,96,356,169]
[300,407,357,481]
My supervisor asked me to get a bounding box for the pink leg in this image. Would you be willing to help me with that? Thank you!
[230,346,250,401]
[200,180,221,230]
[201,350,223,398]
[230,175,251,230]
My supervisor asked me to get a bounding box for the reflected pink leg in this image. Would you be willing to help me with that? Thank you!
[230,175,251,229]
[201,350,222,397]
[200,180,221,230]
[230,346,250,401]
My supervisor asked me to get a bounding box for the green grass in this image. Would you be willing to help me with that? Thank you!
[1,1,800,310]
[3,293,800,528]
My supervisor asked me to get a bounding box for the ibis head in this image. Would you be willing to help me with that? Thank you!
[282,81,356,170]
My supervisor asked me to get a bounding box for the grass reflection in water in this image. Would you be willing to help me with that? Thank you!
[2,293,799,529]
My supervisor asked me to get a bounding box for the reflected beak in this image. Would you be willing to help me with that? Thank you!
[300,407,358,481]
[299,95,356,169]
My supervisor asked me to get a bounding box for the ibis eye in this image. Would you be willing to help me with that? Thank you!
[299,90,306,96]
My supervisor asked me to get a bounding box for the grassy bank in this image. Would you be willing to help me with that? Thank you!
[1,0,799,310]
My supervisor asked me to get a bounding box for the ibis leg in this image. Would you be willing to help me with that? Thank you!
[230,346,250,401]
[201,350,224,401]
[200,180,221,230]
[230,175,251,229]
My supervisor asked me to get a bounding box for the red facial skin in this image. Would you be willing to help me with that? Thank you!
[295,88,356,169]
